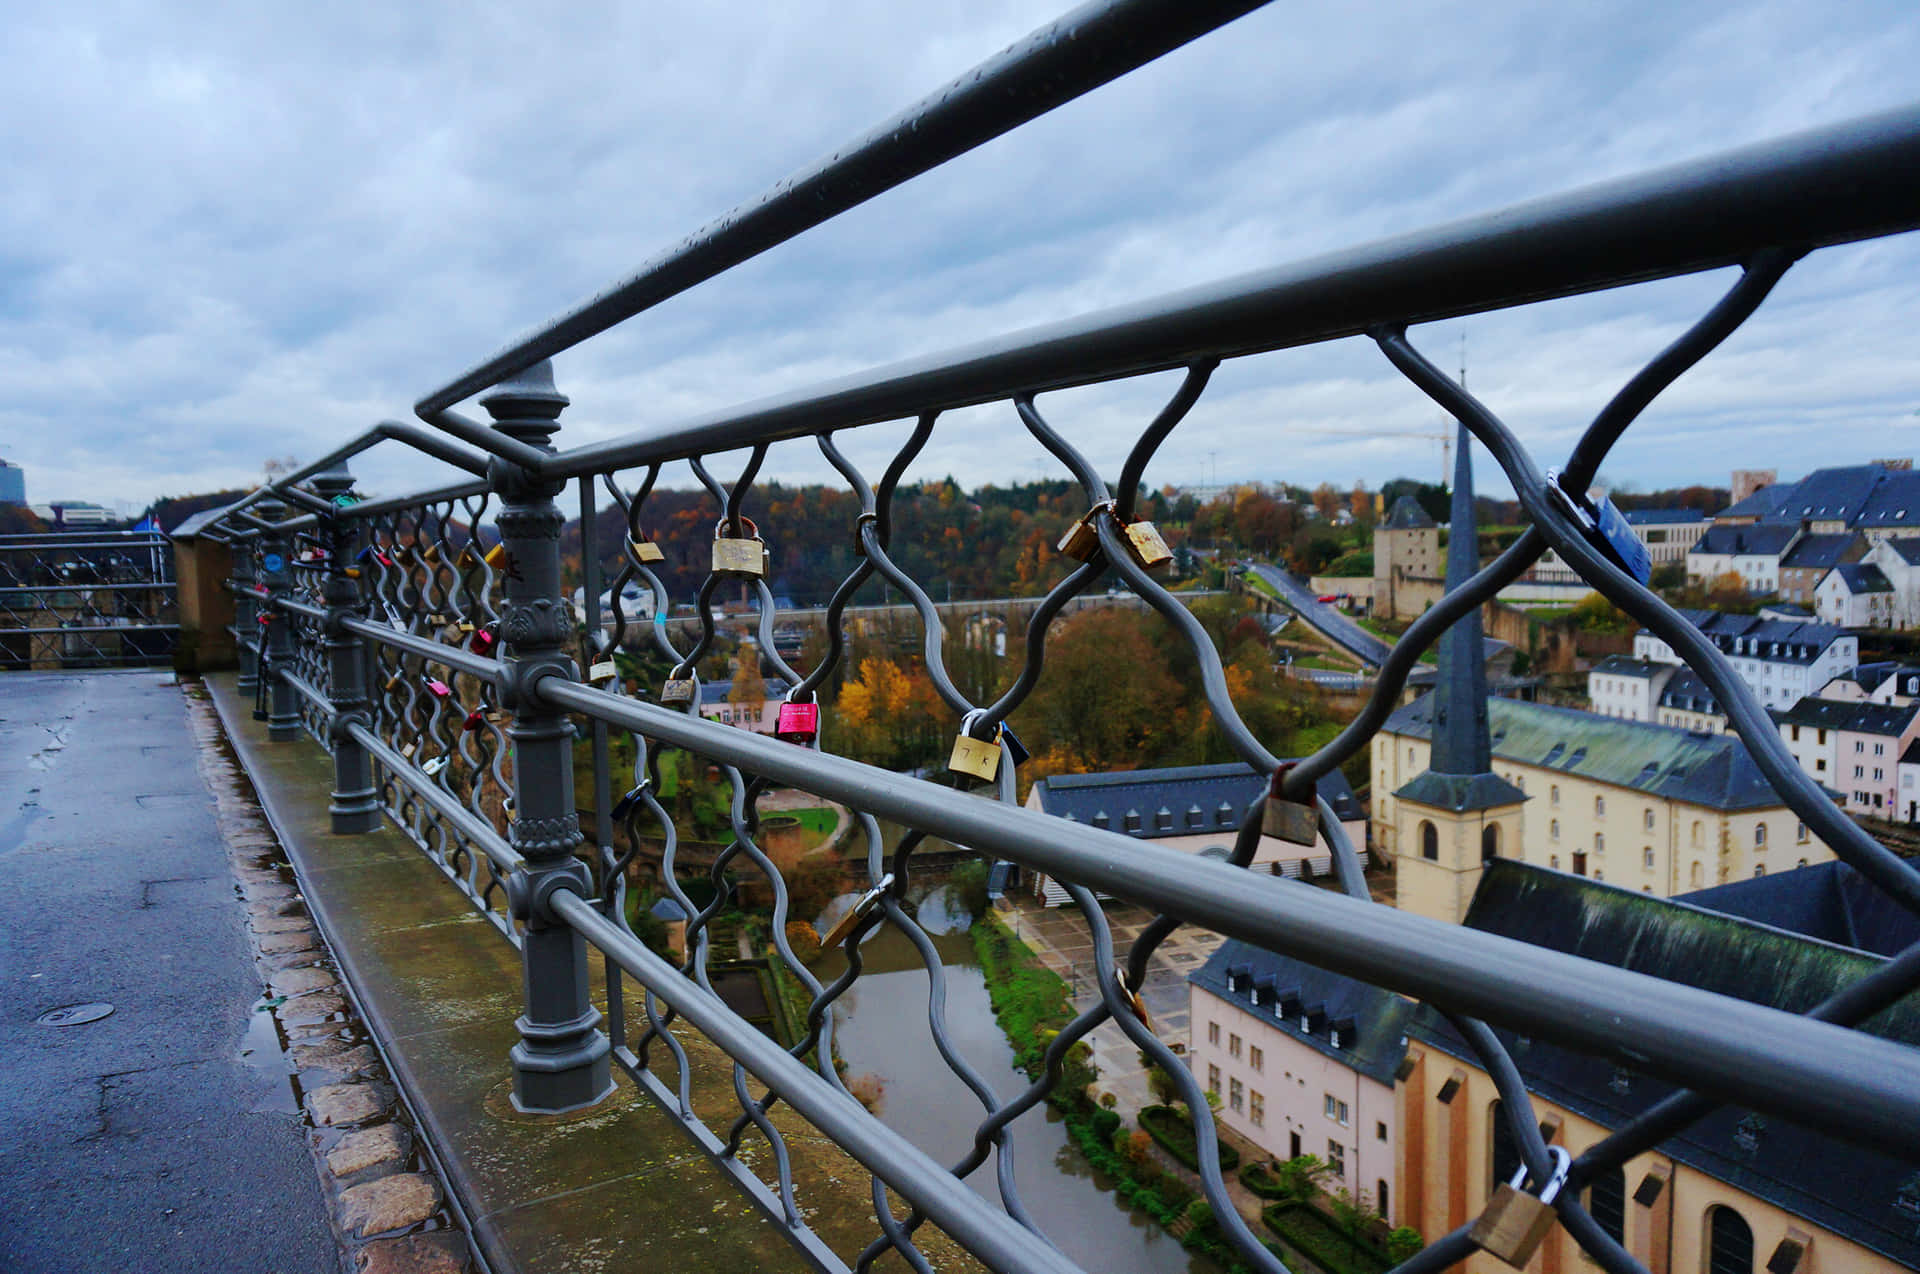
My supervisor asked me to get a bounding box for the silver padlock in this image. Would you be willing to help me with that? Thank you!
[820,873,895,949]
[711,516,768,578]
[1470,1144,1569,1268]
[1262,763,1319,846]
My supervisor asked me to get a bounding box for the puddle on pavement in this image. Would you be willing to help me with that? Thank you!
[240,996,303,1115]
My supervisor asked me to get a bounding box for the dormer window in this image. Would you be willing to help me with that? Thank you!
[1091,811,1110,830]
[1123,809,1142,833]
[1186,804,1204,828]
[1155,806,1173,832]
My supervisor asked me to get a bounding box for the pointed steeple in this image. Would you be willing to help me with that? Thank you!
[1432,420,1492,775]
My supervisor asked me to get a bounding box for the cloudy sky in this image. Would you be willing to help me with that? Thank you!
[6,0,1918,514]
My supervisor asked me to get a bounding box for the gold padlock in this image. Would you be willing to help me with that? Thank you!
[1056,502,1112,562]
[949,711,1001,782]
[1123,520,1173,574]
[484,542,509,569]
[1471,1145,1569,1269]
[820,873,895,949]
[629,537,666,565]
[711,516,768,578]
[1262,763,1320,846]
[660,677,696,706]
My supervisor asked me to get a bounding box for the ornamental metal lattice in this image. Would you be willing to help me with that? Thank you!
[0,531,177,670]
[194,3,1920,1272]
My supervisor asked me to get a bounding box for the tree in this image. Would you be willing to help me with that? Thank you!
[1311,483,1342,520]
[1349,481,1373,526]
[1017,608,1187,773]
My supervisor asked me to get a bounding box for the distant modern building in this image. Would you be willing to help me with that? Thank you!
[1632,610,1855,712]
[0,458,24,506]
[1188,859,1920,1273]
[39,501,116,528]
[1020,762,1366,906]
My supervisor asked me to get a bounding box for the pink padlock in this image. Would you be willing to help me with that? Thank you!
[776,700,819,743]
[422,677,452,698]
[469,625,497,656]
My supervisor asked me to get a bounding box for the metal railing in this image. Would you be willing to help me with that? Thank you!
[0,530,178,670]
[186,2,1920,1270]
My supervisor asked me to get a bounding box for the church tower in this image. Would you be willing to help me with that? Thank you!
[1391,424,1527,925]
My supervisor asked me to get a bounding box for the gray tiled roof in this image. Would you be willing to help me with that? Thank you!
[1691,523,1799,557]
[1778,532,1859,570]
[1828,562,1893,594]
[1591,654,1665,680]
[1722,462,1920,532]
[1190,940,1412,1086]
[1655,609,1849,664]
[1771,696,1918,737]
[1656,668,1721,715]
[1884,536,1920,565]
[1031,762,1362,837]
[1381,495,1436,529]
[1387,694,1789,810]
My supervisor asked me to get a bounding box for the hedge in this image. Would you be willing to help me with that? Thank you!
[1238,1160,1293,1199]
[1262,1202,1392,1274]
[1138,1104,1239,1172]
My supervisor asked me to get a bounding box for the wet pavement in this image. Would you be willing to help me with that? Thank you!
[0,671,338,1273]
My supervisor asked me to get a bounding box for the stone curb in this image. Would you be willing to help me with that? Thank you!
[184,688,474,1274]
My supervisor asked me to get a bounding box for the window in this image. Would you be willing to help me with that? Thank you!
[1755,824,1767,847]
[1875,767,1885,781]
[1797,822,1809,843]
[1588,1165,1627,1245]
[1208,1064,1220,1094]
[1691,861,1705,889]
[1324,1094,1350,1126]
[1876,742,1887,755]
[1643,846,1655,870]
[1376,1121,1388,1142]
[1754,864,1767,877]
[1377,1178,1390,1221]
[1857,740,1866,753]
[1855,765,1865,778]
[1420,820,1438,860]
[1551,854,1560,869]
[1691,821,1703,848]
[1551,784,1560,807]
[1644,809,1655,831]
[1550,819,1560,841]
[1595,833,1604,854]
[1791,725,1801,741]
[1229,1033,1242,1059]
[1250,1090,1264,1126]
[1482,823,1500,863]
[1229,1078,1244,1112]
[1249,1045,1264,1073]
[1707,1206,1754,1274]
[1327,1140,1345,1177]
[1595,795,1605,815]
[1208,1022,1220,1047]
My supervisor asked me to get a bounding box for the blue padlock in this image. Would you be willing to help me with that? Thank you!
[1545,469,1651,585]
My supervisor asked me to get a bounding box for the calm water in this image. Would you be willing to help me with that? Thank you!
[820,886,1220,1274]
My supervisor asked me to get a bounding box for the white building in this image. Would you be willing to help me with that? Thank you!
[1634,610,1855,712]
[1587,655,1675,722]
[1858,537,1920,628]
[1815,563,1896,628]
[1685,524,1796,592]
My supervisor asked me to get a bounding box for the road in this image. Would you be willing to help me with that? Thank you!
[1244,563,1392,668]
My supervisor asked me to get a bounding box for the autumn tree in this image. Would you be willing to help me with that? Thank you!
[1015,608,1187,774]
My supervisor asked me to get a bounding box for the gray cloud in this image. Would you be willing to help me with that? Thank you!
[3,0,1917,511]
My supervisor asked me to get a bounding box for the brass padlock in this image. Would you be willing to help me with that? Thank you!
[628,537,666,566]
[1470,1145,1569,1268]
[820,873,895,949]
[1056,502,1112,562]
[948,710,1001,782]
[1123,520,1173,574]
[711,516,768,578]
[660,676,696,706]
[1262,763,1320,846]
[1117,969,1155,1033]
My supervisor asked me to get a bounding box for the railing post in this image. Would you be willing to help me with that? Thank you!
[257,502,300,742]
[310,463,381,834]
[484,361,614,1115]
[233,536,258,693]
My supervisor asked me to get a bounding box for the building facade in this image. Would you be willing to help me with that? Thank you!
[1372,496,1439,622]
[1632,610,1855,713]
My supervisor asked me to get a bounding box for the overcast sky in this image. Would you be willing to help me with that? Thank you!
[6,0,1918,513]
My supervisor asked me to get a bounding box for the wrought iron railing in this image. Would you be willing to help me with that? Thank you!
[0,530,178,670]
[184,2,1920,1270]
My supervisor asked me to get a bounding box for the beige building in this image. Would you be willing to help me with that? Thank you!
[1373,495,1439,621]
[1188,862,1920,1273]
[1375,697,1837,922]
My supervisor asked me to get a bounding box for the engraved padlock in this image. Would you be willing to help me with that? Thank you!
[1056,502,1111,562]
[1123,520,1173,574]
[1470,1145,1569,1269]
[775,698,819,743]
[660,676,697,706]
[1262,762,1320,846]
[711,516,768,578]
[821,873,895,949]
[948,710,1002,782]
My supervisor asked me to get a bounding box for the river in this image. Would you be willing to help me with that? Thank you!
[819,884,1221,1274]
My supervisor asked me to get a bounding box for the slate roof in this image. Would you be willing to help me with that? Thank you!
[1722,462,1920,532]
[1827,563,1893,594]
[1591,654,1666,680]
[1190,939,1412,1086]
[1883,537,1920,566]
[1679,861,1920,959]
[697,677,791,706]
[1778,532,1860,571]
[1717,483,1794,521]
[1653,609,1849,664]
[1408,861,1920,1271]
[1690,523,1798,558]
[1771,697,1919,739]
[1381,495,1436,529]
[1386,695,1787,810]
[1656,668,1722,716]
[1620,508,1705,525]
[1030,762,1362,837]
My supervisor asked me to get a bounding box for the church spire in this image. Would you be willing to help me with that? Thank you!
[1431,420,1492,775]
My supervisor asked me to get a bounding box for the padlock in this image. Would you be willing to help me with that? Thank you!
[469,624,497,656]
[421,676,452,699]
[775,699,819,743]
[1000,723,1029,769]
[821,874,895,949]
[1470,1145,1569,1269]
[588,660,619,684]
[1262,762,1320,846]
[421,756,448,777]
[421,543,442,564]
[1544,469,1652,586]
[711,516,768,578]
[660,677,697,706]
[628,537,666,566]
[462,703,491,732]
[610,782,648,822]
[949,710,1001,782]
[1056,502,1111,562]
[382,602,406,632]
[1116,969,1155,1033]
[1123,520,1173,574]
[484,543,508,569]
[384,672,404,694]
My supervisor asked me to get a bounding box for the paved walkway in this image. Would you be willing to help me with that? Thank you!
[0,672,338,1274]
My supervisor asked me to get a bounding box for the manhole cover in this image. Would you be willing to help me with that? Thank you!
[36,1002,114,1028]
